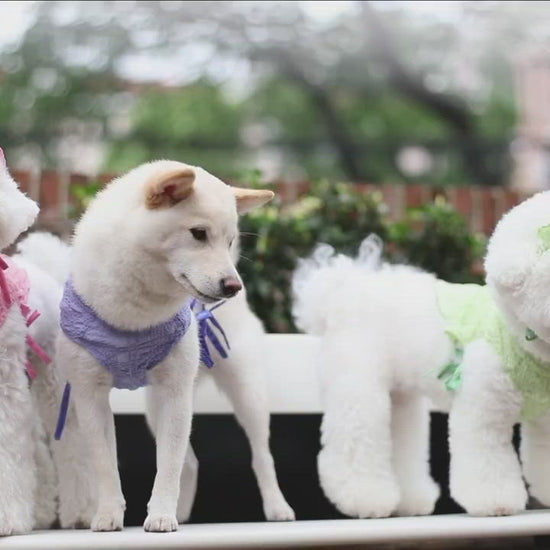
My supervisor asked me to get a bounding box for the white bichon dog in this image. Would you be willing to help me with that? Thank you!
[15,233,97,529]
[0,152,95,532]
[293,193,550,520]
[292,236,445,519]
[0,148,53,535]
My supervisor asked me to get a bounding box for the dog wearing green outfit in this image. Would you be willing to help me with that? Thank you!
[292,194,550,518]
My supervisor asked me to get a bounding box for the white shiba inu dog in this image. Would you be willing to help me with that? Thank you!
[177,290,295,524]
[55,160,276,532]
[20,230,295,528]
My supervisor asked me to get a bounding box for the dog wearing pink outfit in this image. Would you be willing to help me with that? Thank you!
[0,148,53,535]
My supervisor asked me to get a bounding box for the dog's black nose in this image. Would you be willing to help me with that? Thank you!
[220,277,242,298]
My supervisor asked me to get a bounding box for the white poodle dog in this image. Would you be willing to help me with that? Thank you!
[16,234,96,529]
[293,195,550,519]
[0,149,53,535]
[292,236,447,519]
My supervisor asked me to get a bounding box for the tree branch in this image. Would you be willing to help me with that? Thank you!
[275,55,363,181]
[360,1,496,185]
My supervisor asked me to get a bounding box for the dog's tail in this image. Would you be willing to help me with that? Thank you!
[292,233,384,294]
[291,234,384,334]
[16,232,71,285]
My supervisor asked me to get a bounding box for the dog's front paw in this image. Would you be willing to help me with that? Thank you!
[263,498,295,521]
[144,513,178,532]
[91,506,124,532]
[0,509,33,536]
[451,471,527,516]
[319,448,399,518]
[396,477,440,517]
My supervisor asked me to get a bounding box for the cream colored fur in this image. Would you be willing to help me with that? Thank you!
[53,160,277,532]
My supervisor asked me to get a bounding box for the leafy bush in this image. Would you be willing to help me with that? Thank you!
[71,178,486,333]
[387,197,486,284]
[239,182,486,333]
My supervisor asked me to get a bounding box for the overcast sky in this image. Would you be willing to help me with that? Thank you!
[0,1,464,48]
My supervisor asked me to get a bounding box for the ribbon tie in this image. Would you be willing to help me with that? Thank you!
[191,299,230,368]
[0,257,50,380]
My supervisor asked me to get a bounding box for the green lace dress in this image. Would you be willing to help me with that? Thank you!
[436,280,550,420]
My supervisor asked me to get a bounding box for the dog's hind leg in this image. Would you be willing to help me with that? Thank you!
[210,356,295,521]
[520,410,550,507]
[32,415,58,529]
[31,358,96,529]
[317,339,400,518]
[391,392,439,516]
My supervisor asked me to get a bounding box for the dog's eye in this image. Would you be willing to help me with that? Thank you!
[229,238,234,248]
[190,228,207,242]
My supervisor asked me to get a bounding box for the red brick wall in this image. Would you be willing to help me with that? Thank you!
[13,170,529,236]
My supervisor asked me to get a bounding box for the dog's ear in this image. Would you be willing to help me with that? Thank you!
[0,148,5,168]
[233,187,274,215]
[145,168,196,209]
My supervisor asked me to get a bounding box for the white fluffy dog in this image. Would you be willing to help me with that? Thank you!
[293,196,550,519]
[16,234,96,530]
[52,160,278,532]
[0,149,50,535]
[292,236,445,519]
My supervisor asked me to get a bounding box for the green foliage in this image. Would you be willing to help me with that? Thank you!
[69,181,102,218]
[387,196,486,284]
[239,180,486,333]
[239,180,388,332]
[105,82,248,176]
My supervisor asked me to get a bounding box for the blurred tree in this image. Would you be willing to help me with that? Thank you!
[107,81,248,176]
[0,2,132,166]
[0,1,529,183]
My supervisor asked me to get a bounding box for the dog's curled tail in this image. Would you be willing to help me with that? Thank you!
[17,232,71,285]
[292,233,384,293]
[291,233,384,334]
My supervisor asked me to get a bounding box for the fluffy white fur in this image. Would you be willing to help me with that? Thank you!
[0,158,38,251]
[15,242,96,529]
[52,160,282,532]
[293,197,550,519]
[292,237,448,518]
[0,153,46,535]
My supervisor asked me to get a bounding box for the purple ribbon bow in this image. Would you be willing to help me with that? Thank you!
[191,299,230,368]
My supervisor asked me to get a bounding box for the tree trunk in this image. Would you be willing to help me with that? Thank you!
[277,57,363,181]
[360,1,496,185]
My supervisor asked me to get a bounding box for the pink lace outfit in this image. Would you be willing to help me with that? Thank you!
[0,254,51,378]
